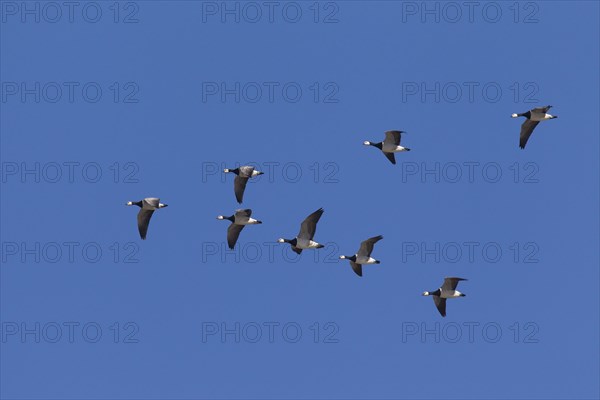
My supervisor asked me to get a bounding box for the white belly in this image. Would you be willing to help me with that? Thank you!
[356,256,377,264]
[440,290,462,299]
[237,217,259,225]
[382,143,406,153]
[530,112,551,122]
[297,238,320,249]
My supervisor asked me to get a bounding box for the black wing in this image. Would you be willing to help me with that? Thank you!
[234,176,249,203]
[441,277,467,291]
[384,130,402,146]
[291,246,302,255]
[227,224,245,249]
[383,152,396,165]
[433,296,447,317]
[137,209,155,240]
[357,235,383,257]
[519,120,539,149]
[350,261,362,277]
[298,208,324,240]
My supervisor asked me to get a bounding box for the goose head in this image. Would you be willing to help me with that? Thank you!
[511,113,519,118]
[339,255,357,261]
[422,291,431,296]
[224,168,239,174]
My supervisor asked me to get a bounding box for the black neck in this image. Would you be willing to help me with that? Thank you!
[371,142,383,150]
[344,255,357,262]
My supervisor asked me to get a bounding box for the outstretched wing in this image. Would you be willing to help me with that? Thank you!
[137,209,155,240]
[298,208,324,240]
[442,277,467,291]
[384,130,402,146]
[350,261,362,277]
[519,120,539,149]
[226,224,245,249]
[234,176,249,203]
[433,296,447,317]
[383,152,396,165]
[357,235,383,257]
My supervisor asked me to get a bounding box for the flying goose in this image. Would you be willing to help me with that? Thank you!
[422,277,467,317]
[363,130,411,165]
[339,235,383,277]
[217,209,262,249]
[278,208,325,254]
[126,197,168,240]
[512,105,558,149]
[223,165,264,203]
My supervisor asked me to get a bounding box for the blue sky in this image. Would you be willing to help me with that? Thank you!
[1,1,599,399]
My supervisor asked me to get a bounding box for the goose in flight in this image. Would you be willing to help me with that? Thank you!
[339,235,383,277]
[363,130,411,164]
[223,165,264,203]
[512,105,558,149]
[126,197,168,240]
[422,277,467,317]
[217,209,262,249]
[278,208,325,255]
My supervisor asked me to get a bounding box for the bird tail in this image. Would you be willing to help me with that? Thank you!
[404,148,411,151]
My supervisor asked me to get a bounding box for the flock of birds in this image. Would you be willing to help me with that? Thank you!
[125,105,557,317]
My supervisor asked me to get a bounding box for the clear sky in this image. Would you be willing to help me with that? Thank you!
[1,1,599,399]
